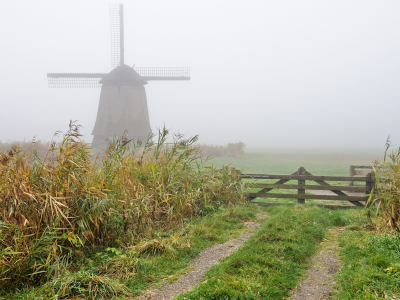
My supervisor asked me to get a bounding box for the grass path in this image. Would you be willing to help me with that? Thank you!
[175,205,346,300]
[290,228,341,300]
[137,213,267,299]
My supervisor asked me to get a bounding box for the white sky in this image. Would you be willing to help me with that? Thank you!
[0,0,399,148]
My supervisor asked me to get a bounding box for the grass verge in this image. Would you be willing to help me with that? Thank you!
[176,205,357,300]
[334,228,400,299]
[2,204,260,299]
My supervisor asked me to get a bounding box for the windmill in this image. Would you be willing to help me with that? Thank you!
[47,4,190,147]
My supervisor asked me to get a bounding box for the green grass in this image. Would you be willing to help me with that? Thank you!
[334,229,400,299]
[210,151,375,206]
[209,152,377,176]
[2,204,261,299]
[8,202,397,300]
[176,205,361,300]
[3,148,390,299]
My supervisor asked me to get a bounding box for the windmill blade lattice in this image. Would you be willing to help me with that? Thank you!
[47,73,106,88]
[109,4,123,67]
[135,67,190,80]
[47,3,190,147]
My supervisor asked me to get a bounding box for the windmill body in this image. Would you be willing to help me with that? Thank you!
[47,4,190,147]
[91,64,151,146]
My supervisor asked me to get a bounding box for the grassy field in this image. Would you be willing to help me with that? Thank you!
[208,150,379,206]
[208,150,380,175]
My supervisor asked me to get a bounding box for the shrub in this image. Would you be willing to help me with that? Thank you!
[0,122,245,289]
[369,137,400,233]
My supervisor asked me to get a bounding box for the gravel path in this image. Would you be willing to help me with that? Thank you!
[137,213,266,300]
[289,228,342,300]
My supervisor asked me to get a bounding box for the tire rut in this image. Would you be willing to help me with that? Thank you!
[136,213,267,300]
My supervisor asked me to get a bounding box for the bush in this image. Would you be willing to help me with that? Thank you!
[0,122,245,289]
[369,137,400,233]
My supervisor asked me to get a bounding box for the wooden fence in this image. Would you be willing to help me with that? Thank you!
[240,167,374,207]
[349,165,373,186]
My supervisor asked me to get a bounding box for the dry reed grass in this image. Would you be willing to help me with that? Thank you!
[0,140,52,162]
[0,121,245,289]
[369,137,400,233]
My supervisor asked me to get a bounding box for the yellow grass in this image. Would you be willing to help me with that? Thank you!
[0,122,245,288]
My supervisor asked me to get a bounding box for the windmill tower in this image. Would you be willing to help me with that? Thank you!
[47,4,190,147]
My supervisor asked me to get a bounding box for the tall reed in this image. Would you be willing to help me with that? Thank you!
[369,137,400,233]
[0,122,244,289]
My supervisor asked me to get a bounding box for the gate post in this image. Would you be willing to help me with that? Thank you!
[349,165,355,186]
[366,172,372,204]
[298,167,305,204]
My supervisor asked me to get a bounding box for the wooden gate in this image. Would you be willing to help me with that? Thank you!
[241,167,374,207]
[349,165,373,186]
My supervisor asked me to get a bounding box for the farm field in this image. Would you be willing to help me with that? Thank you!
[208,149,381,175]
[209,149,380,206]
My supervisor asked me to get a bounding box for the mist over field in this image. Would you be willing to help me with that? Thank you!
[1,0,399,150]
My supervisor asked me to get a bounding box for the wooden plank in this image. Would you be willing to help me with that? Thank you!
[354,170,371,176]
[366,172,373,196]
[245,183,368,192]
[351,165,373,169]
[303,170,365,207]
[248,192,368,201]
[241,175,270,179]
[298,167,305,204]
[247,170,299,200]
[349,166,355,186]
[250,202,362,209]
[241,174,370,181]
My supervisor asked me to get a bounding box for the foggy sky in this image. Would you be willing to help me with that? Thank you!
[1,0,399,148]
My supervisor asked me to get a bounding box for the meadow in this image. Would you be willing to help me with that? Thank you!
[1,131,399,299]
[208,149,380,206]
[208,148,380,175]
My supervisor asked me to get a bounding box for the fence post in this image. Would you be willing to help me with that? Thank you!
[349,165,355,186]
[298,167,305,204]
[366,172,372,204]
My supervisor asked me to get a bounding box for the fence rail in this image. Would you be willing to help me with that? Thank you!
[240,167,374,207]
[241,174,369,181]
[349,165,373,186]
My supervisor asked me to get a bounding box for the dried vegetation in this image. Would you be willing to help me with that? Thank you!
[369,137,400,233]
[0,122,244,293]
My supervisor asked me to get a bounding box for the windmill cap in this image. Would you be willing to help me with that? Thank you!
[99,64,148,86]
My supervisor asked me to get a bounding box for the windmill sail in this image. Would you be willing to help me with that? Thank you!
[47,3,190,147]
[47,67,190,88]
[47,73,106,88]
[135,67,190,80]
[109,4,124,67]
